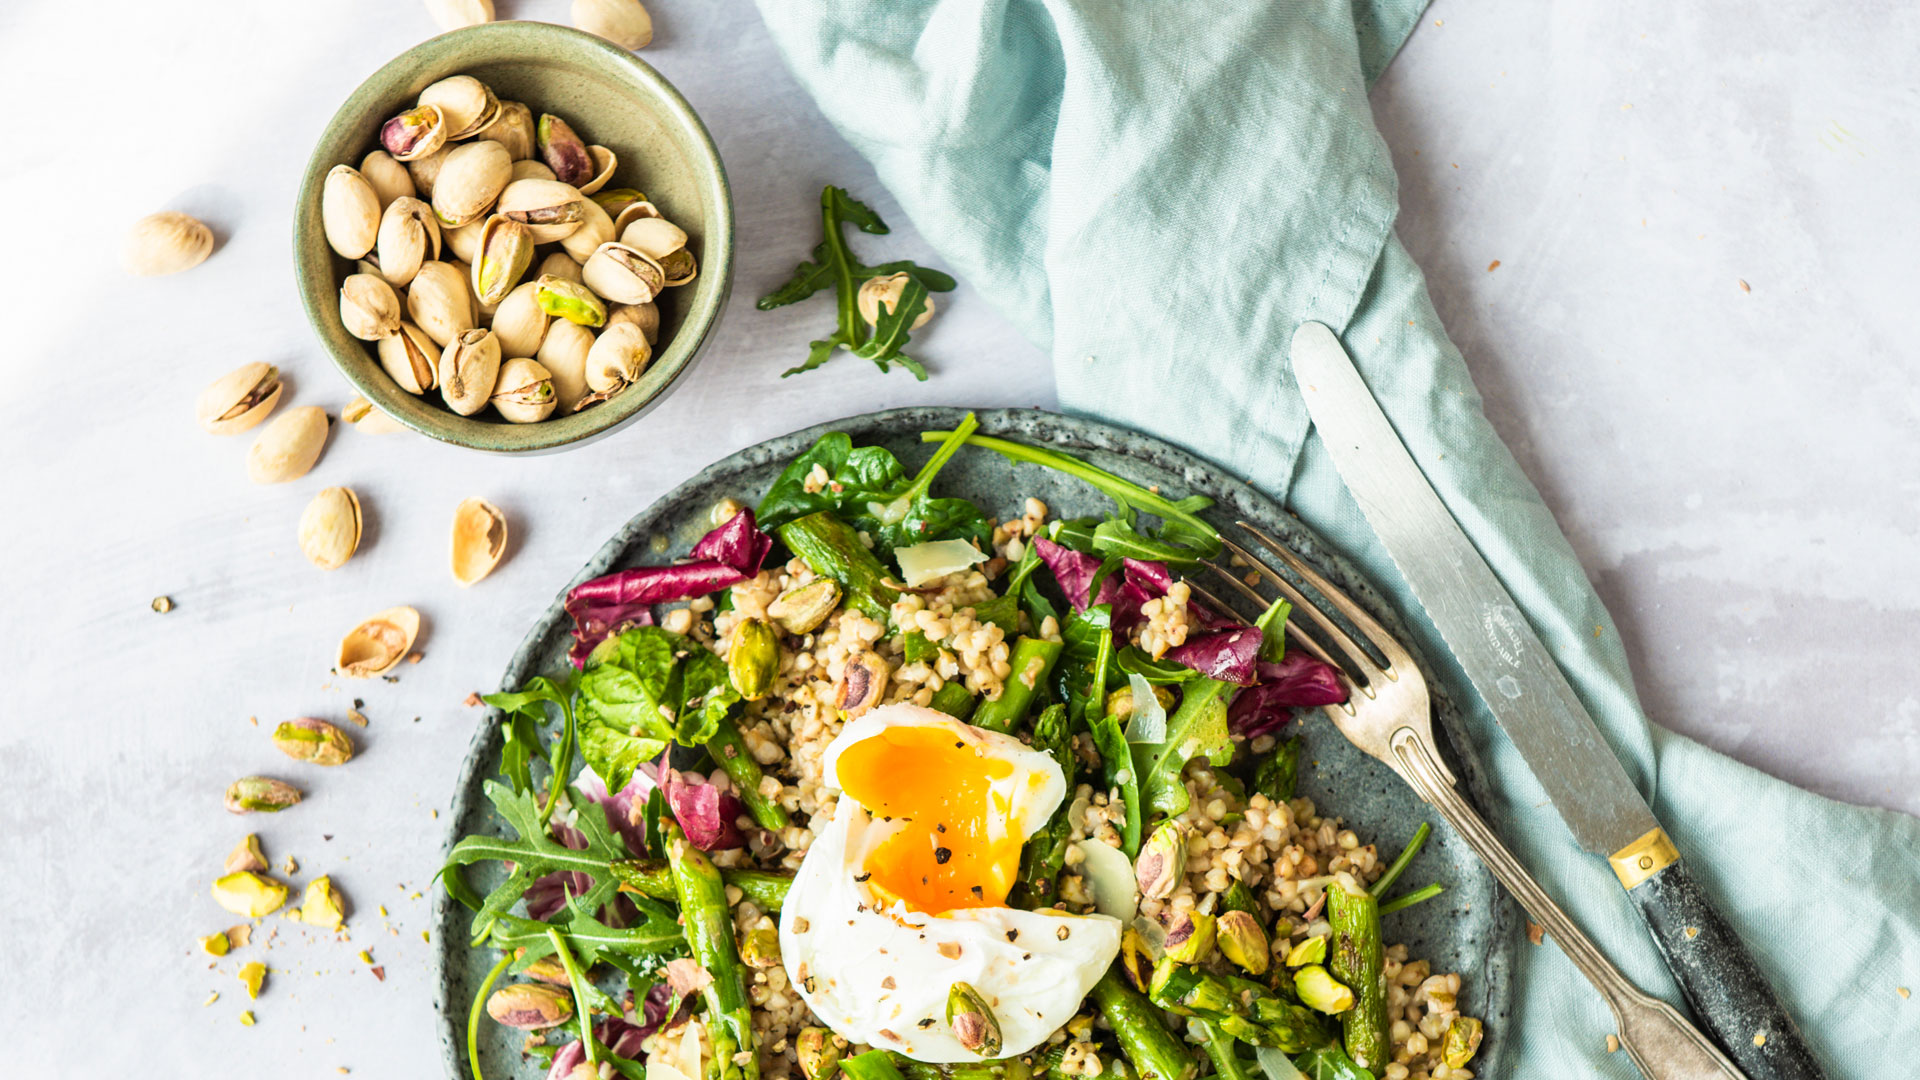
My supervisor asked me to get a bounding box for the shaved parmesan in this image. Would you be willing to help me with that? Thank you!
[894,539,989,588]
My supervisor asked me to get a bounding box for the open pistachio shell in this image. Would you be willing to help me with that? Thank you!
[340,273,402,341]
[246,406,330,485]
[537,319,594,411]
[342,395,409,434]
[858,272,936,330]
[584,321,651,397]
[473,216,533,305]
[606,301,660,346]
[619,217,694,286]
[124,210,214,276]
[406,261,476,347]
[538,250,584,284]
[430,140,512,228]
[610,199,661,236]
[509,159,557,184]
[492,281,551,358]
[321,165,381,259]
[298,487,362,570]
[534,274,607,326]
[439,328,502,416]
[359,150,416,210]
[451,497,510,586]
[582,241,663,305]
[536,114,594,188]
[418,75,500,140]
[577,145,618,196]
[375,196,441,288]
[377,320,440,394]
[482,99,537,160]
[196,362,283,435]
[496,178,587,243]
[556,197,615,265]
[490,358,557,423]
[572,0,654,50]
[337,606,420,678]
[406,143,453,199]
[381,104,448,162]
[592,187,647,215]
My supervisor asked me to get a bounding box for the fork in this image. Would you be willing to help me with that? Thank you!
[1192,521,1748,1080]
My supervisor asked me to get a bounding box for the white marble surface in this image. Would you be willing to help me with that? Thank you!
[1,0,1911,1073]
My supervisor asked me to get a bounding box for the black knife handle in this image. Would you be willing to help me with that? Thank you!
[1625,854,1828,1080]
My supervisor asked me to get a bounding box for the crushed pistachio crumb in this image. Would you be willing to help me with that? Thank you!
[239,1010,255,1026]
[203,991,220,1007]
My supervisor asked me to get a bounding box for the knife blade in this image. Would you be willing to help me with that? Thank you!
[1289,320,1827,1080]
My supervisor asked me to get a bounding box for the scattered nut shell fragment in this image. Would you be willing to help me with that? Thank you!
[338,606,421,678]
[246,406,331,484]
[196,362,282,435]
[451,497,509,586]
[123,211,214,276]
[298,487,362,570]
[425,0,494,31]
[572,0,653,50]
[225,834,268,873]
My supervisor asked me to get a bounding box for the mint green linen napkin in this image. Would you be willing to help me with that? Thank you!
[756,1,1920,1074]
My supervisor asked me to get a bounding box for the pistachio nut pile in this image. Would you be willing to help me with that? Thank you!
[320,73,698,424]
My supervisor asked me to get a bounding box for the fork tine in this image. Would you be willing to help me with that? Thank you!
[1215,537,1386,682]
[1234,521,1418,674]
[1192,570,1347,673]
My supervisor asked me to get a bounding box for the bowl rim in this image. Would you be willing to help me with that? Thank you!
[292,21,734,454]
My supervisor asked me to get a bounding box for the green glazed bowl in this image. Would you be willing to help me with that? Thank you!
[293,22,733,453]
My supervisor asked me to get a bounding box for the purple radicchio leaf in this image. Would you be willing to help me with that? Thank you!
[524,818,594,921]
[1226,654,1352,738]
[573,765,655,857]
[545,1007,683,1080]
[564,510,773,667]
[1033,536,1118,612]
[657,764,747,851]
[1165,627,1264,685]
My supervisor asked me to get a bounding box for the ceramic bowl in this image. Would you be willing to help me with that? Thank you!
[293,22,732,453]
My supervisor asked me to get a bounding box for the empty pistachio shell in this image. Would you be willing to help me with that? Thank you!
[338,605,420,678]
[859,272,936,329]
[620,216,695,286]
[535,273,607,326]
[451,497,509,585]
[577,145,618,197]
[375,196,441,288]
[196,362,282,435]
[246,406,330,484]
[584,321,651,398]
[610,198,662,235]
[381,103,448,162]
[359,150,416,210]
[124,210,214,276]
[407,261,476,346]
[483,99,536,160]
[491,357,557,422]
[431,139,512,228]
[606,301,659,345]
[509,158,557,184]
[419,75,499,139]
[378,320,440,394]
[439,328,502,416]
[557,196,616,263]
[321,165,381,259]
[492,281,550,358]
[298,487,362,570]
[407,143,453,198]
[343,395,409,434]
[473,216,533,305]
[424,0,494,31]
[537,319,594,410]
[582,241,664,305]
[536,113,594,188]
[572,0,653,49]
[340,273,402,341]
[496,178,587,242]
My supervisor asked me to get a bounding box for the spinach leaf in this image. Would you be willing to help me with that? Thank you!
[755,431,905,531]
[1135,678,1237,819]
[847,413,984,558]
[576,627,741,791]
[1092,517,1208,567]
[1116,646,1198,684]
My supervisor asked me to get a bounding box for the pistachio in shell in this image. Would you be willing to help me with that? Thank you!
[425,0,494,31]
[620,216,695,286]
[407,143,453,198]
[378,320,440,394]
[536,113,594,188]
[406,261,476,347]
[123,210,214,276]
[439,328,502,416]
[442,215,486,263]
[538,251,585,285]
[859,271,936,330]
[271,717,356,766]
[430,139,512,228]
[196,362,282,435]
[359,149,416,209]
[418,74,499,139]
[610,198,662,236]
[337,605,421,678]
[381,103,448,162]
[339,273,402,341]
[583,321,651,405]
[321,165,381,259]
[509,159,556,184]
[582,242,663,305]
[472,216,533,305]
[557,195,616,263]
[450,497,509,586]
[492,281,551,358]
[483,99,536,160]
[298,487,362,570]
[490,357,556,423]
[605,301,660,346]
[496,178,587,242]
[342,395,409,434]
[577,145,618,197]
[573,0,654,49]
[375,196,441,288]
[534,273,607,327]
[537,318,594,410]
[592,186,648,216]
[246,406,330,484]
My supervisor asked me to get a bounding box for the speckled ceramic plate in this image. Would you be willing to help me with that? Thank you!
[434,407,1516,1078]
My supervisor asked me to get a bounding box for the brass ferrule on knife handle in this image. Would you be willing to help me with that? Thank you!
[1384,726,1747,1080]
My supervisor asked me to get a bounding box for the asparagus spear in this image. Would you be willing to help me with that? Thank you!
[1251,735,1304,804]
[662,821,759,1080]
[1327,880,1389,1072]
[890,1054,1038,1080]
[779,512,899,623]
[1011,705,1074,908]
[1090,969,1199,1080]
[928,680,978,720]
[610,859,791,911]
[841,1051,910,1080]
[1193,1021,1256,1080]
[972,637,1063,733]
[706,717,789,830]
[1148,962,1332,1053]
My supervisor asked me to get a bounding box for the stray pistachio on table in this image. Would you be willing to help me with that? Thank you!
[450,497,509,586]
[338,605,421,678]
[487,982,574,1029]
[573,0,654,50]
[490,358,556,422]
[945,981,1003,1057]
[246,406,330,484]
[212,870,289,916]
[238,960,269,1000]
[225,777,302,814]
[298,486,362,570]
[201,931,231,957]
[123,210,214,276]
[226,834,268,874]
[271,717,355,766]
[196,362,282,435]
[299,875,348,930]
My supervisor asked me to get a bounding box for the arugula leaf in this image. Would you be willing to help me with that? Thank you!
[759,186,956,380]
[576,628,741,791]
[1135,679,1237,819]
[1116,646,1198,684]
[495,899,686,971]
[485,673,581,826]
[442,782,626,938]
[1290,1045,1376,1080]
[1088,708,1143,857]
[1255,597,1292,663]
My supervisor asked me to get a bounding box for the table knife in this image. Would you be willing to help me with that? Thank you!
[1289,321,1827,1080]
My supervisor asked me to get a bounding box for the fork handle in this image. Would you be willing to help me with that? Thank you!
[1388,728,1749,1080]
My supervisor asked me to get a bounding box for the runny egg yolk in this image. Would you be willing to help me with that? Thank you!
[835,725,1026,915]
